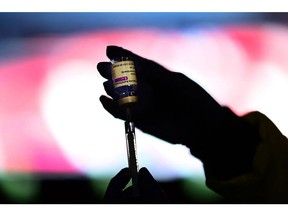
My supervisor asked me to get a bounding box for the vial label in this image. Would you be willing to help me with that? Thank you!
[112,60,138,105]
[112,60,137,88]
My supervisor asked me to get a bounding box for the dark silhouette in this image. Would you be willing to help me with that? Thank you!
[97,45,288,203]
[103,167,168,204]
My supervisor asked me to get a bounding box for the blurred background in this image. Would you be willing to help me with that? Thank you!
[0,12,288,203]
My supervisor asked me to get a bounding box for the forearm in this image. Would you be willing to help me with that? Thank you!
[188,106,259,180]
[204,111,288,203]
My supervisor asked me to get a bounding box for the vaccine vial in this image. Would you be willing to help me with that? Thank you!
[111,57,138,106]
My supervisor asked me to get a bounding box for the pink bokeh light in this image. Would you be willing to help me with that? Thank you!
[0,25,288,177]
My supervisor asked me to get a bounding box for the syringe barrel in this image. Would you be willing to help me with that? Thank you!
[125,121,139,196]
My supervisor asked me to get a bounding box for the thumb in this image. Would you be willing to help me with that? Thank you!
[103,167,131,203]
[138,167,163,193]
[138,167,168,203]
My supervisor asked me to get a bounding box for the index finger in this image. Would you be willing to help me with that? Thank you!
[105,168,131,194]
[106,45,171,83]
[97,61,112,79]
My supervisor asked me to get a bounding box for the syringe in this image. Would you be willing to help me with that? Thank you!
[125,107,139,197]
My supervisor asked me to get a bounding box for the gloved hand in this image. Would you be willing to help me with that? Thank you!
[97,46,259,180]
[103,167,168,204]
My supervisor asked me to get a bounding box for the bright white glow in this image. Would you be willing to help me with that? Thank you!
[40,59,203,179]
[136,131,204,180]
[178,31,250,108]
[41,60,127,176]
[245,62,288,136]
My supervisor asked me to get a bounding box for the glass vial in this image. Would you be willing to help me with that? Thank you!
[111,57,138,106]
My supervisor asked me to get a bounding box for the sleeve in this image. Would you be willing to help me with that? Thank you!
[204,111,288,203]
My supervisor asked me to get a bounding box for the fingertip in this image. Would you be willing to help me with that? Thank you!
[99,95,113,107]
[106,45,134,60]
[112,167,130,179]
[107,167,131,193]
[107,45,122,51]
[138,167,152,179]
[96,62,105,71]
[139,167,149,173]
[97,62,112,79]
[106,45,124,59]
[99,95,106,102]
[99,95,122,119]
[119,167,130,176]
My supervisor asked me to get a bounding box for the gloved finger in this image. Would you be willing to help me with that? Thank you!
[103,80,117,98]
[97,62,112,79]
[107,167,131,191]
[106,45,138,61]
[104,167,131,202]
[138,167,168,203]
[99,95,126,120]
[138,167,159,189]
[106,45,169,83]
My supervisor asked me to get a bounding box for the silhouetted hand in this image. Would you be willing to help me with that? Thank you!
[97,46,259,180]
[103,167,168,204]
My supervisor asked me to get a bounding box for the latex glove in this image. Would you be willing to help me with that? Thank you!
[103,167,168,204]
[97,46,259,180]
